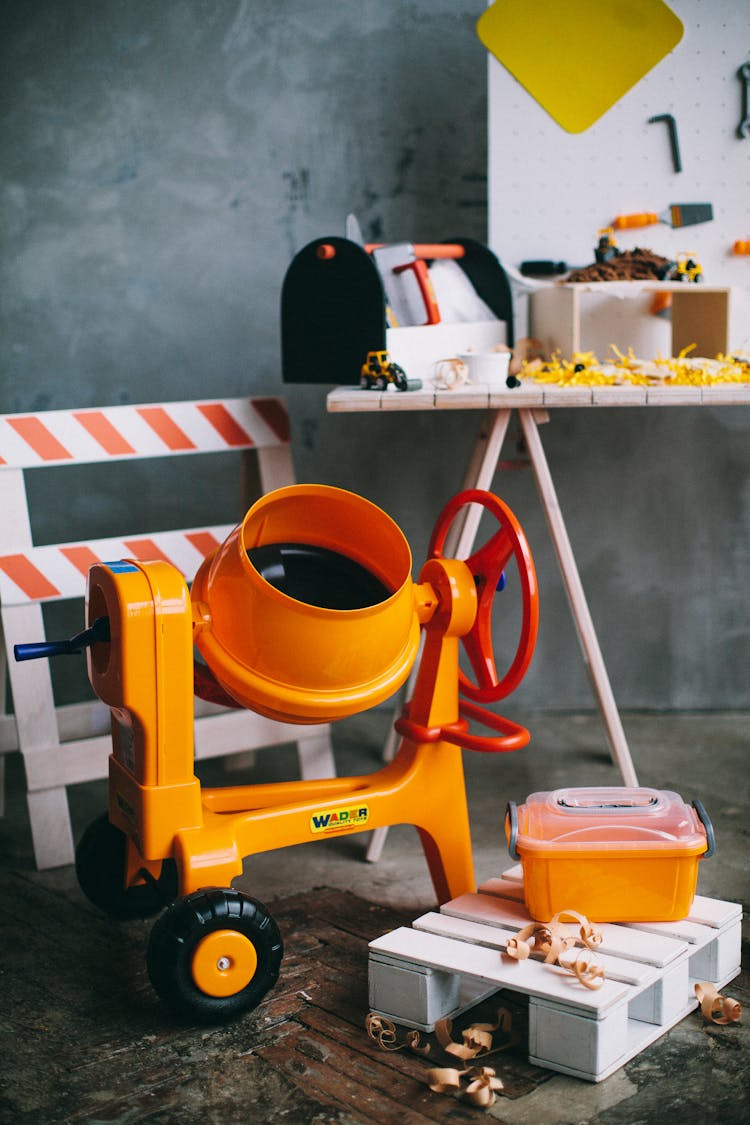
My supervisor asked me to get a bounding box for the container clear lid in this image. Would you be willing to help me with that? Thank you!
[517,787,705,848]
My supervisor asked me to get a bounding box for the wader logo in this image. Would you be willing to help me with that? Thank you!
[310,804,370,835]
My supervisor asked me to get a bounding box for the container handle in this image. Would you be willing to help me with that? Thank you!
[505,801,520,861]
[693,798,715,859]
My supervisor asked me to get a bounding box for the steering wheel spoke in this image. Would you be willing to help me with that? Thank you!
[466,525,516,582]
[462,628,499,692]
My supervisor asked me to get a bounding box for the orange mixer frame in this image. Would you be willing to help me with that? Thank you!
[18,485,538,1022]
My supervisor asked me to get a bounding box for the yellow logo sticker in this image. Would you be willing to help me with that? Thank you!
[310,804,370,835]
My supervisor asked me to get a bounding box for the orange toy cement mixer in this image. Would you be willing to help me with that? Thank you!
[15,484,538,1022]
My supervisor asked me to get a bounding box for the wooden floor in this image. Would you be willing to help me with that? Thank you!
[2,709,749,1123]
[1,871,552,1123]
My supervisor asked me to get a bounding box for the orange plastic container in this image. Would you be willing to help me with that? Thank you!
[505,787,714,922]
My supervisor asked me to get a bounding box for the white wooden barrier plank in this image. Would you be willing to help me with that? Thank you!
[0,398,290,468]
[0,523,236,606]
[369,926,631,1016]
[0,397,335,870]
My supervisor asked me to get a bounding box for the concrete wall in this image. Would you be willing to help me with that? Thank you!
[2,1,748,711]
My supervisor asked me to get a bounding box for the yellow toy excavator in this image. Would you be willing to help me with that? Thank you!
[360,349,421,391]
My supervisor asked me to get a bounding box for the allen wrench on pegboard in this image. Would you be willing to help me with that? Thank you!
[737,62,750,139]
[648,113,682,172]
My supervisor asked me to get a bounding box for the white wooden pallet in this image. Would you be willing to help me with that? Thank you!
[368,866,742,1083]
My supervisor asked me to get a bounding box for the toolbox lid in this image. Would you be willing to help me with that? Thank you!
[512,787,710,854]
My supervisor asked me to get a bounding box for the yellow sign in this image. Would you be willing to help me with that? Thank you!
[477,0,684,134]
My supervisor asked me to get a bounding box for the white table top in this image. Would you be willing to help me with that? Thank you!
[327,381,750,412]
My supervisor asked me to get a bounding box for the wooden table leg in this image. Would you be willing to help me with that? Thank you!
[366,410,514,863]
[519,408,638,786]
[445,409,512,557]
[367,404,637,865]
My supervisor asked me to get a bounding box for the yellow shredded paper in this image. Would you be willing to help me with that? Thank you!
[523,345,750,388]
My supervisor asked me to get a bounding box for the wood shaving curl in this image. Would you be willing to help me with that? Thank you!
[427,1064,504,1108]
[367,1006,517,1110]
[432,357,468,390]
[558,953,607,990]
[365,1013,426,1054]
[503,909,605,989]
[694,982,742,1025]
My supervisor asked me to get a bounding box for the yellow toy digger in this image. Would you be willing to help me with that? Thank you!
[15,484,538,1023]
[360,349,422,391]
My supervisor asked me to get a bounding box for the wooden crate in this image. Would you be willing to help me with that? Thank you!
[368,866,741,1083]
[529,282,734,360]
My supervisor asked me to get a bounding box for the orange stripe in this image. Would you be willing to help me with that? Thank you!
[73,411,135,456]
[8,417,72,461]
[123,538,174,564]
[198,402,255,447]
[185,531,221,558]
[60,545,101,577]
[251,398,290,443]
[0,554,60,599]
[136,407,196,451]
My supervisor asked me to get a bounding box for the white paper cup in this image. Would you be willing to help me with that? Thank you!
[458,351,511,387]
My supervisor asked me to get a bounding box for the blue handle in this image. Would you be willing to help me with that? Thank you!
[14,640,74,662]
[14,616,111,663]
[505,801,520,861]
[692,798,715,859]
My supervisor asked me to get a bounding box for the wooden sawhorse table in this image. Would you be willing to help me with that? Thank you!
[327,378,750,860]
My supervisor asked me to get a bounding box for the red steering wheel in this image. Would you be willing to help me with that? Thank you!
[428,489,539,703]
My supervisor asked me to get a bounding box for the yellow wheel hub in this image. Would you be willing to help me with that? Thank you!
[191,929,258,997]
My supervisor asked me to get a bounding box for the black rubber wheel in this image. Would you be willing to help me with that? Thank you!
[390,363,408,391]
[146,888,283,1023]
[75,813,178,920]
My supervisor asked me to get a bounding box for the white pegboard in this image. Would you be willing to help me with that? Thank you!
[487,0,750,351]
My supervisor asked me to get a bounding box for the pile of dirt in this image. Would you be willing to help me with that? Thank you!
[567,247,673,282]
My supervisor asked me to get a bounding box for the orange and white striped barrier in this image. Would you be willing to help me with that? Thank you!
[0,396,291,605]
[0,396,289,468]
[0,525,235,606]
